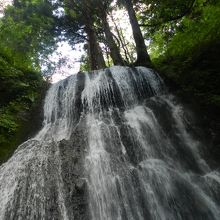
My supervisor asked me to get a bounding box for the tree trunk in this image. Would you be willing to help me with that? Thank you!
[82,0,106,70]
[110,12,132,63]
[124,0,152,67]
[84,20,106,70]
[99,4,125,65]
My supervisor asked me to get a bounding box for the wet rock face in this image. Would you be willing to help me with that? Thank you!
[56,124,89,220]
[0,66,220,220]
[1,120,89,220]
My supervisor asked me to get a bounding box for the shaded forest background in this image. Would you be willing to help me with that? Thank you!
[0,0,220,164]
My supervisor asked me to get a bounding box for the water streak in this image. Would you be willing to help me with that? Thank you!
[0,66,219,220]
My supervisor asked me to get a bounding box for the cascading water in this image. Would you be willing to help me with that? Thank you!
[0,66,220,220]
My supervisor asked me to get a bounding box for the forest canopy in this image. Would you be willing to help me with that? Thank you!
[0,0,219,74]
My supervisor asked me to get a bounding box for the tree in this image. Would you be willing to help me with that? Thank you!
[0,0,11,14]
[62,0,106,70]
[95,0,125,66]
[119,0,152,67]
[138,0,196,28]
[0,0,58,73]
[136,0,205,58]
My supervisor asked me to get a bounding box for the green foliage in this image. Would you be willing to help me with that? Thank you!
[0,0,58,74]
[0,55,45,164]
[164,3,220,58]
[139,0,195,27]
[79,54,90,72]
[153,40,220,120]
[0,112,18,134]
[149,0,220,59]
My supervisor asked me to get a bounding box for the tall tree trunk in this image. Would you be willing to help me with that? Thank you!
[124,0,152,67]
[110,12,132,63]
[84,19,106,70]
[100,10,125,66]
[82,0,106,70]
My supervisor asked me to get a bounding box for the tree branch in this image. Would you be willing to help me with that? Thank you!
[139,0,196,28]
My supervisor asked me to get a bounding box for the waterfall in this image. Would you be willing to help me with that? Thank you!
[0,66,220,220]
